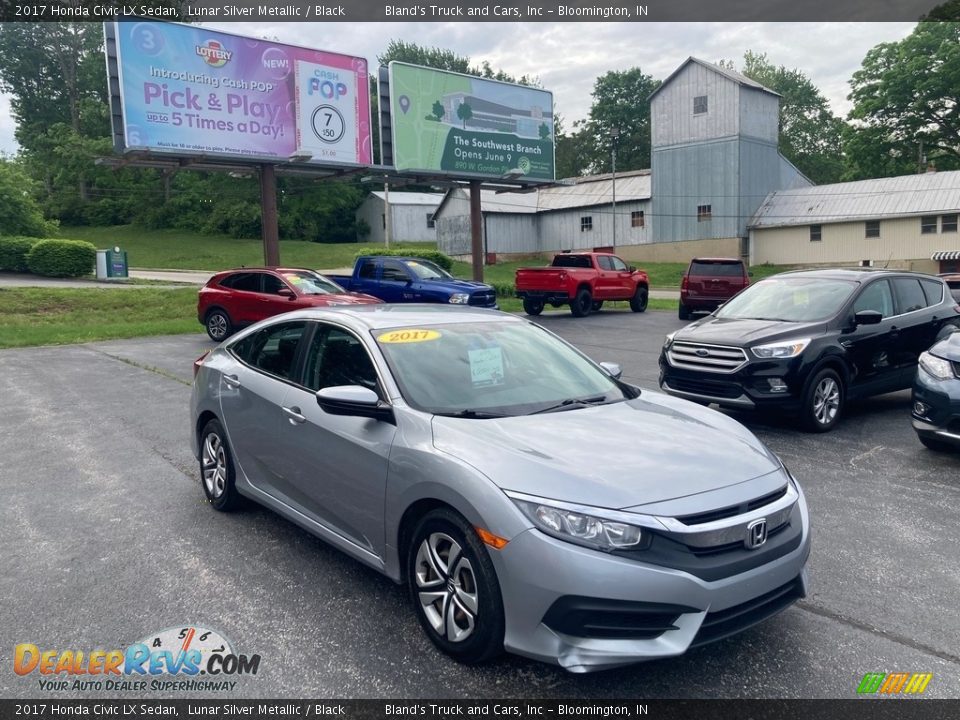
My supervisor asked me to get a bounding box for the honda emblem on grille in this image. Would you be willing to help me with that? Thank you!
[745,518,768,549]
[695,348,710,357]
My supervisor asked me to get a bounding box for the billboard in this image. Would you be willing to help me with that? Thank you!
[388,62,554,181]
[111,21,372,165]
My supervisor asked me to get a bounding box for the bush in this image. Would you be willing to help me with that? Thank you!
[0,236,43,272]
[489,282,516,298]
[26,239,97,278]
[354,247,454,271]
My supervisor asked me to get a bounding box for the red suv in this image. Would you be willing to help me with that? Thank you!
[198,267,381,341]
[679,258,750,320]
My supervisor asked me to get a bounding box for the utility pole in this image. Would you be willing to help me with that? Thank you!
[383,182,392,248]
[470,180,484,282]
[610,128,620,248]
[260,164,280,266]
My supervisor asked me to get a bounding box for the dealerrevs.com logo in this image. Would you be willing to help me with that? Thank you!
[14,626,260,693]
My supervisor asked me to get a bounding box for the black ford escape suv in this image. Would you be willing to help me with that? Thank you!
[659,269,960,431]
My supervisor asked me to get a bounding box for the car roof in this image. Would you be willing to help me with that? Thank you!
[258,304,522,331]
[218,267,318,274]
[690,257,743,263]
[769,268,944,282]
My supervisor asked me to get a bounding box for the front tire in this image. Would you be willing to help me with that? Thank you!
[522,297,545,316]
[407,508,505,665]
[205,309,232,342]
[801,368,844,432]
[570,288,592,317]
[199,419,242,511]
[630,286,648,313]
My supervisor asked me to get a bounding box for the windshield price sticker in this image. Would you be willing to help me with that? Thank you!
[378,329,442,344]
[469,347,505,387]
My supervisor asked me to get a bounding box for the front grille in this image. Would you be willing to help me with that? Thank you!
[678,485,789,526]
[666,377,744,399]
[468,291,497,307]
[687,522,789,557]
[667,342,748,373]
[690,576,804,648]
[543,596,696,640]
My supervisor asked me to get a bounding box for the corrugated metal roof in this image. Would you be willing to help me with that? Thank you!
[478,189,540,214]
[648,57,780,102]
[750,171,960,229]
[370,191,444,206]
[537,171,651,211]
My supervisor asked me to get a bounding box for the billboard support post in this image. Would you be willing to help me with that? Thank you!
[470,180,483,282]
[260,164,280,266]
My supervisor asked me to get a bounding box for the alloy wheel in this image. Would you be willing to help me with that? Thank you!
[813,377,840,426]
[207,314,227,341]
[414,532,479,643]
[201,432,227,498]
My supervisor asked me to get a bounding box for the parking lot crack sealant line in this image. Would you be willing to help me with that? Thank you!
[82,345,192,386]
[796,601,960,665]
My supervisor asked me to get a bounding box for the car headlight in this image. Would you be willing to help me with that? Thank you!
[751,337,811,359]
[507,492,648,552]
[449,293,470,305]
[919,351,955,380]
[663,331,677,350]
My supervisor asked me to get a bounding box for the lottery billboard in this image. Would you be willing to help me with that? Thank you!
[388,62,554,181]
[111,21,372,165]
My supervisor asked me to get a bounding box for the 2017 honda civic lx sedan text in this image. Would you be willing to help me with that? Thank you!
[190,306,810,672]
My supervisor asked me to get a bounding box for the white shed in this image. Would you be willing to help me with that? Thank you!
[356,191,444,244]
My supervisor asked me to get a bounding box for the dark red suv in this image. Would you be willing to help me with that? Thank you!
[679,258,750,320]
[198,267,381,341]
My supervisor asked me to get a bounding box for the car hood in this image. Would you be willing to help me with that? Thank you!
[929,331,960,361]
[302,292,381,305]
[431,392,779,509]
[417,278,494,293]
[677,316,827,347]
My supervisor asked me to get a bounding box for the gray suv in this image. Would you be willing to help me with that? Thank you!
[190,306,810,672]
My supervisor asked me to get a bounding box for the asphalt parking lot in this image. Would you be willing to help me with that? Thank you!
[2,308,959,699]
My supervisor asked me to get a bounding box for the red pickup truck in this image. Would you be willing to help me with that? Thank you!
[515,252,649,317]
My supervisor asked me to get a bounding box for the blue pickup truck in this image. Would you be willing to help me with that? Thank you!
[328,256,498,308]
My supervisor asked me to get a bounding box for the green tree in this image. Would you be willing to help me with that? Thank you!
[538,122,550,140]
[431,101,444,121]
[847,22,960,177]
[736,51,846,184]
[0,159,59,237]
[922,1,960,20]
[576,68,661,174]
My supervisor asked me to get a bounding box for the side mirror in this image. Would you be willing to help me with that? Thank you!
[599,361,623,380]
[316,385,395,423]
[854,310,883,326]
[629,265,637,272]
[748,271,754,277]
[277,287,295,299]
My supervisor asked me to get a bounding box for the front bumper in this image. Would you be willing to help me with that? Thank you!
[490,487,811,672]
[658,352,806,412]
[912,369,960,447]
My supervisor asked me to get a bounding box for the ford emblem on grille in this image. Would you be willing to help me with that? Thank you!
[745,518,768,549]
[695,348,710,357]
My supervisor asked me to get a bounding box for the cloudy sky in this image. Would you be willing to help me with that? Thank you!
[0,21,916,155]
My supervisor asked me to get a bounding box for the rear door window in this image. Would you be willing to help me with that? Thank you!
[690,261,744,277]
[892,278,928,314]
[596,256,614,271]
[230,321,307,381]
[221,272,260,292]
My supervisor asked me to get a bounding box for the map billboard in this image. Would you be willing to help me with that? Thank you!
[111,21,372,165]
[388,62,554,181]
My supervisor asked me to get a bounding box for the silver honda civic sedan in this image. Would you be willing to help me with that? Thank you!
[190,305,810,672]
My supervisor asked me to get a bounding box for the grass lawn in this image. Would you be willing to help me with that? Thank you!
[62,226,785,289]
[63,226,434,272]
[0,287,199,349]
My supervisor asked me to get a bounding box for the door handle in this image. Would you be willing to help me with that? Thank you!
[222,375,241,388]
[283,406,306,424]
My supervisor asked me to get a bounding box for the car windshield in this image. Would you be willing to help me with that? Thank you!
[715,277,856,322]
[406,260,452,281]
[283,271,345,295]
[373,321,631,416]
